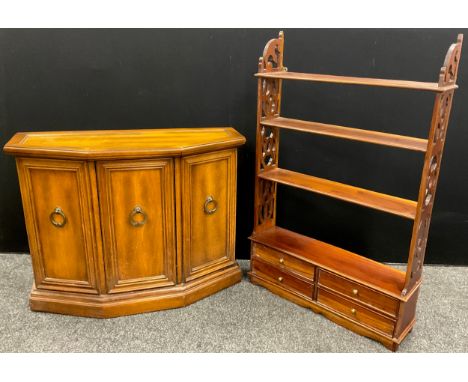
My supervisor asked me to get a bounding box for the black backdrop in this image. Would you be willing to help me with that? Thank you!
[1,29,467,264]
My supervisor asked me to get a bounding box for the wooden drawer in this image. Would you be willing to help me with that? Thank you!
[318,270,399,317]
[317,288,395,335]
[252,258,313,298]
[252,243,315,280]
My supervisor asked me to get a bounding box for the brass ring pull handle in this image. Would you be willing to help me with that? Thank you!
[129,205,147,227]
[49,207,67,228]
[204,195,218,215]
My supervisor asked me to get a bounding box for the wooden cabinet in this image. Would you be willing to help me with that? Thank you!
[4,127,245,318]
[250,32,462,351]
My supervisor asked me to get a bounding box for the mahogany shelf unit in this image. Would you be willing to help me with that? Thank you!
[249,32,463,351]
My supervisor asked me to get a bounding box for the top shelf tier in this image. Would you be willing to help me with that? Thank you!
[255,71,458,92]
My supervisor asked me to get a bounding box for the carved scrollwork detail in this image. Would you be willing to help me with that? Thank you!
[433,92,452,143]
[423,155,438,208]
[260,125,278,170]
[439,34,463,85]
[259,31,283,119]
[259,31,284,73]
[256,179,276,226]
[261,79,280,118]
[254,32,284,231]
[410,216,430,279]
[407,100,447,287]
[411,154,439,281]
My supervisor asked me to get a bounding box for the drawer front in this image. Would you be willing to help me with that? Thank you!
[252,258,313,298]
[317,288,395,335]
[252,243,315,280]
[16,158,100,294]
[319,270,399,316]
[181,150,237,281]
[98,159,176,293]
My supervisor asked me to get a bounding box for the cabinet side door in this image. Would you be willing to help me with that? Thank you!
[97,159,176,293]
[181,149,237,281]
[16,158,100,294]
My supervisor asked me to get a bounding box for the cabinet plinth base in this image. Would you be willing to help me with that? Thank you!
[29,264,241,318]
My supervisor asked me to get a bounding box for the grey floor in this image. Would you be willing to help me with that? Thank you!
[0,253,467,352]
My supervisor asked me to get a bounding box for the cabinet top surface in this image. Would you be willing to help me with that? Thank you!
[4,127,246,159]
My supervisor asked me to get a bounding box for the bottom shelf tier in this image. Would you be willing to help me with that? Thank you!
[249,226,406,298]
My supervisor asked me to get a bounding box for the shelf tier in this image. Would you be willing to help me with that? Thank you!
[250,226,406,298]
[255,71,457,92]
[262,117,428,152]
[258,168,417,219]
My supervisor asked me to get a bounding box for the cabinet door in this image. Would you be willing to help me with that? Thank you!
[16,158,100,294]
[97,159,176,293]
[181,149,237,281]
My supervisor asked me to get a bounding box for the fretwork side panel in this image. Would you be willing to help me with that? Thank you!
[254,31,284,232]
[403,35,463,295]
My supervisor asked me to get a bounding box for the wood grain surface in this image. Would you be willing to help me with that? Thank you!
[3,128,246,159]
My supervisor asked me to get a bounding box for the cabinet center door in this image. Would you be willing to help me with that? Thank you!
[181,150,237,281]
[97,159,176,293]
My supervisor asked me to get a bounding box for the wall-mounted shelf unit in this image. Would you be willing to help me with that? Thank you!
[248,31,463,351]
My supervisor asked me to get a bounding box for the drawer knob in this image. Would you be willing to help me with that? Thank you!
[129,205,147,227]
[278,276,284,283]
[279,258,284,264]
[352,289,359,296]
[49,207,67,228]
[204,195,218,215]
[351,308,357,315]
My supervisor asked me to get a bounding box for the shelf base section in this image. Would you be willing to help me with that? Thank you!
[249,272,414,352]
[249,226,420,351]
[249,226,406,298]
